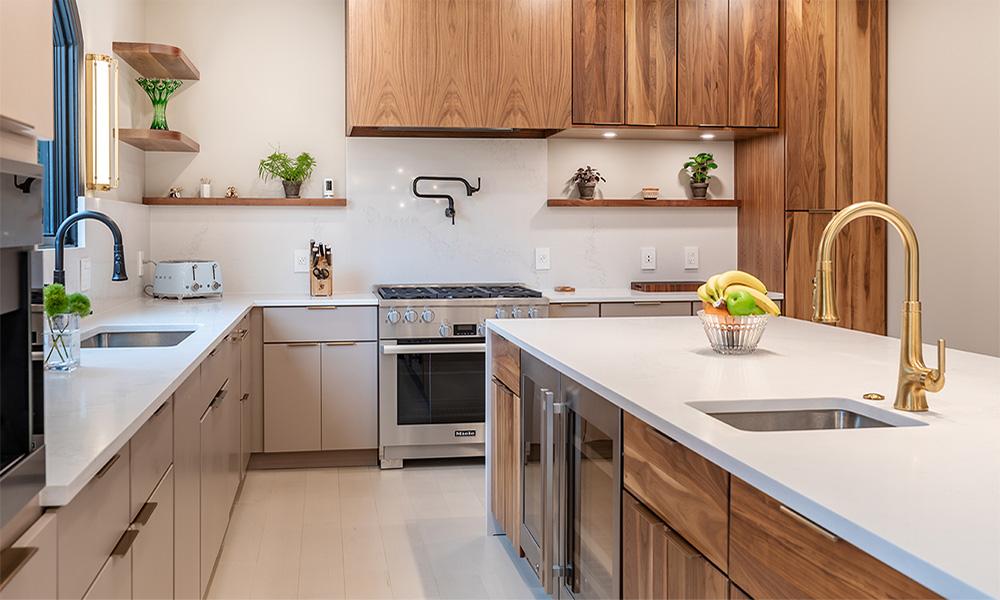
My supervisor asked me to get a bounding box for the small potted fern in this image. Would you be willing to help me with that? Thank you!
[258,145,317,199]
[683,152,718,199]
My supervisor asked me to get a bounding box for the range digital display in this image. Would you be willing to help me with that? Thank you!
[453,324,477,336]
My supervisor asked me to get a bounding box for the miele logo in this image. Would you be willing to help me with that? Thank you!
[454,430,477,437]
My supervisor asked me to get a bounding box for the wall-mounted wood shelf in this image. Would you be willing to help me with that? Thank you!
[112,42,200,80]
[120,129,200,152]
[143,197,347,207]
[547,198,742,208]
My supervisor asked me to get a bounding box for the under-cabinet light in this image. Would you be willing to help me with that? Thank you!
[602,132,617,138]
[700,133,716,139]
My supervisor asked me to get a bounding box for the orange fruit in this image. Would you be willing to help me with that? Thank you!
[702,301,730,316]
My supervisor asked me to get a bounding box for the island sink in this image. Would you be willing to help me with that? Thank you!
[687,398,928,432]
[82,328,195,348]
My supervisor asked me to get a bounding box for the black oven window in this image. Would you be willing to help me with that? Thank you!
[396,353,485,425]
[40,0,82,244]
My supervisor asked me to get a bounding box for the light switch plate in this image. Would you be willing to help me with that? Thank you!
[294,249,309,273]
[641,247,656,271]
[684,246,699,270]
[535,247,551,271]
[80,257,91,291]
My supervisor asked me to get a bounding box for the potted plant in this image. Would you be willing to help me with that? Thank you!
[683,152,718,199]
[43,283,91,372]
[258,145,317,199]
[570,166,606,200]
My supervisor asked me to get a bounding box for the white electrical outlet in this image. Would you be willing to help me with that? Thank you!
[80,258,91,291]
[641,247,656,271]
[535,247,551,271]
[294,249,309,273]
[683,246,699,270]
[137,251,145,276]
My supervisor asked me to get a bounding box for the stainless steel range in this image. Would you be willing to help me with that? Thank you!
[376,283,548,469]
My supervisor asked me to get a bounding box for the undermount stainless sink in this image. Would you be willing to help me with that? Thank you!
[82,329,195,348]
[687,398,927,432]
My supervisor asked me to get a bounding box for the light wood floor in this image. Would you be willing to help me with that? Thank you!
[207,462,549,600]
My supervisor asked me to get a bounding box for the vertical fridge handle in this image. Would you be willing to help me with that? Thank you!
[540,387,555,595]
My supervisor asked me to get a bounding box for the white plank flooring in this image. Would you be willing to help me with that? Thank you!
[208,462,549,600]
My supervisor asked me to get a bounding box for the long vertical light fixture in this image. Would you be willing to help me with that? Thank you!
[85,53,118,190]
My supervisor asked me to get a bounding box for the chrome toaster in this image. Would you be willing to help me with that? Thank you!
[153,260,223,298]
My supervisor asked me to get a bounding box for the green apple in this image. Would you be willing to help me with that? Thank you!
[726,290,757,316]
[750,306,766,315]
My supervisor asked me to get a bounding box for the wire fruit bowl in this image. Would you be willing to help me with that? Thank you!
[698,310,770,355]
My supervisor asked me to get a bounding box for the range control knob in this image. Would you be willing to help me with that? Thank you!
[495,306,507,319]
[511,306,524,319]
[439,324,451,337]
[403,308,418,323]
[386,309,401,324]
[421,309,435,323]
[527,306,539,319]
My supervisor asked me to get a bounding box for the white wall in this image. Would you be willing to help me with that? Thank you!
[887,0,1000,356]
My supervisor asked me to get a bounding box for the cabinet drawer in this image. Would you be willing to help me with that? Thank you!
[57,445,130,600]
[129,397,172,520]
[202,336,235,405]
[600,302,692,317]
[729,477,940,599]
[81,550,131,600]
[489,331,520,393]
[0,513,57,600]
[132,467,173,600]
[548,302,600,318]
[263,306,376,342]
[623,412,729,571]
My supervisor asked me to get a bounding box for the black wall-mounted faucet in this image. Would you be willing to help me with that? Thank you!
[412,176,481,225]
[53,210,128,285]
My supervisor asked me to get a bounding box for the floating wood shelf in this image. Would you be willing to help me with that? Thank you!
[112,42,200,80]
[120,129,200,152]
[547,198,742,208]
[143,197,347,207]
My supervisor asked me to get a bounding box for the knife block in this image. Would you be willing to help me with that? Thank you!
[310,254,332,297]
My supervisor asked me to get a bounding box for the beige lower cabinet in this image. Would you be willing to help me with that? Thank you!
[173,369,202,600]
[131,468,173,600]
[264,342,322,452]
[199,377,237,597]
[548,302,601,318]
[238,313,256,474]
[321,341,378,450]
[82,550,131,600]
[600,302,693,317]
[0,513,58,600]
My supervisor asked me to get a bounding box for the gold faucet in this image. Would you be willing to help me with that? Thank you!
[812,201,945,411]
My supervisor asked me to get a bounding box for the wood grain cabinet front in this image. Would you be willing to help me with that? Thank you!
[625,0,677,126]
[489,332,520,394]
[489,376,521,553]
[573,0,626,125]
[729,477,941,599]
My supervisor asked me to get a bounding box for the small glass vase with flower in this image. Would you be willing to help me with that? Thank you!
[43,284,91,372]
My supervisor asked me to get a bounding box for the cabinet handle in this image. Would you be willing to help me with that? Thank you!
[633,302,662,306]
[558,303,591,307]
[152,402,169,417]
[240,393,249,402]
[96,453,120,478]
[663,527,701,560]
[0,547,39,591]
[307,306,339,310]
[211,387,229,409]
[645,426,676,446]
[779,505,840,543]
[209,347,219,357]
[325,341,355,346]
[110,530,139,557]
[134,502,157,526]
[287,342,319,347]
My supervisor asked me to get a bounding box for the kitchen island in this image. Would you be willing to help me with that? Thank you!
[485,315,1000,599]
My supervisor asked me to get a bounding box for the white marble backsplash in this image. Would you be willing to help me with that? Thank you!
[150,138,738,294]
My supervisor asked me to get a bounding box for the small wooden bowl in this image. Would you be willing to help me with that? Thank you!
[641,188,659,200]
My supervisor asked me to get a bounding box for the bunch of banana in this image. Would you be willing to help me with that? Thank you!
[697,270,780,316]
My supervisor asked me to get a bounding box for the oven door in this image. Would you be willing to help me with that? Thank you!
[379,339,487,463]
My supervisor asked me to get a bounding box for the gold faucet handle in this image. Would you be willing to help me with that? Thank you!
[925,339,946,392]
[937,338,946,376]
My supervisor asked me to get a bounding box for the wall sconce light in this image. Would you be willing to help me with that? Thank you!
[85,53,118,190]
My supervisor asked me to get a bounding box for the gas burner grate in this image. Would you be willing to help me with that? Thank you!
[377,284,543,301]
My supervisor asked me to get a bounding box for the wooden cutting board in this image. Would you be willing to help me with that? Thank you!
[631,281,704,293]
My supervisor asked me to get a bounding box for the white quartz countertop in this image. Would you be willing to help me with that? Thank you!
[42,292,376,507]
[544,288,783,303]
[487,316,1000,599]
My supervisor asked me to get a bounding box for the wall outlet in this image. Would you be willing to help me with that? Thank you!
[535,247,551,271]
[80,257,91,291]
[683,246,699,270]
[294,249,309,273]
[641,247,656,271]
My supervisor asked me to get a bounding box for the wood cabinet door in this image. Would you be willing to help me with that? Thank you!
[263,343,322,452]
[622,491,667,599]
[348,0,571,130]
[729,0,778,127]
[784,211,886,335]
[320,341,378,450]
[784,0,837,210]
[132,467,174,600]
[677,0,728,126]
[573,0,626,124]
[489,377,521,553]
[625,0,676,126]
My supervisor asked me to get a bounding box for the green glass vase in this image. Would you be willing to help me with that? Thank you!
[137,78,182,130]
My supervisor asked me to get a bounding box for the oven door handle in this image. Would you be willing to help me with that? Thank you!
[379,343,486,355]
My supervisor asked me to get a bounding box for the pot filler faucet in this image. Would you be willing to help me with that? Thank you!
[812,201,944,412]
[412,176,481,225]
[53,210,128,285]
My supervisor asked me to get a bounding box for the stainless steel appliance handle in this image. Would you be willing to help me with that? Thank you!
[379,343,485,355]
[540,387,556,595]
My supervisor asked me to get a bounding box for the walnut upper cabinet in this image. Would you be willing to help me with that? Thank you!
[574,0,627,125]
[729,0,779,127]
[347,0,572,134]
[625,0,677,126]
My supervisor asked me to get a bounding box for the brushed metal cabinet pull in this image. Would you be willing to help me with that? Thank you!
[558,303,591,307]
[212,387,229,409]
[240,393,249,402]
[96,453,120,478]
[325,341,356,346]
[152,402,169,417]
[110,530,139,557]
[307,306,339,310]
[645,426,676,446]
[633,301,663,306]
[209,347,219,357]
[287,342,319,347]
[0,547,39,590]
[134,502,158,526]
[779,505,840,543]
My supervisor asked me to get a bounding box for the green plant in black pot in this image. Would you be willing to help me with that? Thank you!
[258,145,317,198]
[570,166,606,200]
[683,153,717,199]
